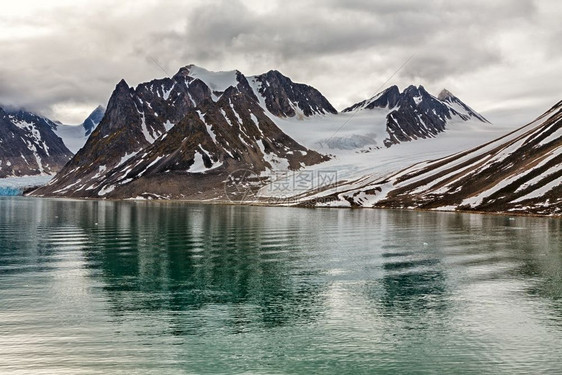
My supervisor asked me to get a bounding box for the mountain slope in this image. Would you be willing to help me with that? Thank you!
[374,100,561,215]
[31,66,329,199]
[0,108,73,177]
[437,89,489,123]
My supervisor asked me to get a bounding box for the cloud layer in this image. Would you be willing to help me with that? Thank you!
[0,0,560,124]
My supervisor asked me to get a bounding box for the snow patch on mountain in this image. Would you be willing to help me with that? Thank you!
[187,65,239,94]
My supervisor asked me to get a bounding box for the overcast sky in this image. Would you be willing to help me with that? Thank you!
[0,0,560,125]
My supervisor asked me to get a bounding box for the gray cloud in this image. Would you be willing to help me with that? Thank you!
[0,0,560,125]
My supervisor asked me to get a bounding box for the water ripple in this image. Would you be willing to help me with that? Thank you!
[0,198,561,374]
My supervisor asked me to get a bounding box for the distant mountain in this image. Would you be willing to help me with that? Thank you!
[31,65,329,199]
[343,85,489,147]
[52,105,105,153]
[83,105,105,136]
[0,108,73,178]
[437,89,489,123]
[308,100,561,216]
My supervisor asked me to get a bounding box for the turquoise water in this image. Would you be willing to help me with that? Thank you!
[0,197,561,374]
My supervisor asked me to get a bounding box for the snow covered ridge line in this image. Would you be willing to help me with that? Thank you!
[286,100,561,216]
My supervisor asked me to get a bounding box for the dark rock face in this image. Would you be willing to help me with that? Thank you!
[0,108,73,177]
[344,85,489,147]
[386,85,450,146]
[252,70,337,117]
[32,65,329,199]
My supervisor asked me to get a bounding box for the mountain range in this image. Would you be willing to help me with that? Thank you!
[2,63,557,215]
[31,66,334,198]
[28,65,488,200]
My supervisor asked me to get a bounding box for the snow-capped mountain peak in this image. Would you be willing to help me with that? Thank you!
[32,66,330,198]
[343,85,401,112]
[438,88,490,123]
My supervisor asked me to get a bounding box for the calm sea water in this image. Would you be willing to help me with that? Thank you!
[0,197,561,374]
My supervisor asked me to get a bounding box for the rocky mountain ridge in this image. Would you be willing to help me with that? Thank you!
[343,85,489,147]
